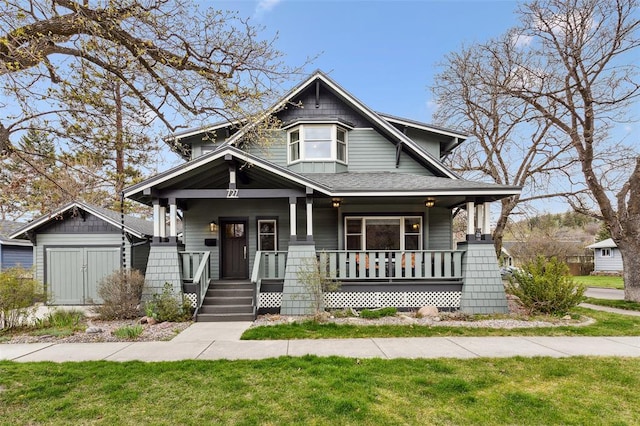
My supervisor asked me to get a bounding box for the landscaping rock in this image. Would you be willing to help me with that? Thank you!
[416,306,439,318]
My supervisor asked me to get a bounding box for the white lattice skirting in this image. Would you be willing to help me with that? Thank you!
[184,292,198,308]
[259,291,461,309]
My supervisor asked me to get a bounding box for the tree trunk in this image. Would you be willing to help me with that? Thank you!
[618,238,640,302]
[114,81,125,197]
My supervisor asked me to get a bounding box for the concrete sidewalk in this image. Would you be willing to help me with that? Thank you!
[4,321,640,362]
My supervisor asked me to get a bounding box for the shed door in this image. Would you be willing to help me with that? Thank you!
[46,248,84,305]
[46,247,120,305]
[86,247,121,303]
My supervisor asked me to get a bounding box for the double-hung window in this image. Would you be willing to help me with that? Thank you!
[258,219,277,251]
[345,216,422,251]
[287,124,348,164]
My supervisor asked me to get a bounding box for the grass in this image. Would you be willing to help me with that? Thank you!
[573,275,624,289]
[584,297,640,311]
[0,309,87,342]
[1,357,640,424]
[241,307,640,340]
[112,324,144,339]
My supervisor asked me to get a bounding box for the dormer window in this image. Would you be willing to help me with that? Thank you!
[287,124,348,164]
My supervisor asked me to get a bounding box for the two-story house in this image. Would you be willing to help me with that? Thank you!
[125,70,521,321]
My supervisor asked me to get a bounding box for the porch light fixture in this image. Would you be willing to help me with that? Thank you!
[425,198,435,208]
[332,199,341,208]
[209,220,219,233]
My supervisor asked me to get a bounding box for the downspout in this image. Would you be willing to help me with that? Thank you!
[120,191,126,270]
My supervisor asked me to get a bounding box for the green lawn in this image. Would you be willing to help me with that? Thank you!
[584,297,640,311]
[573,275,624,289]
[242,308,640,340]
[1,357,639,425]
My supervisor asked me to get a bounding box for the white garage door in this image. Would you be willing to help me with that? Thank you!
[46,247,121,305]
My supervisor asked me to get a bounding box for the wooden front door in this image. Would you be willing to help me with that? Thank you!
[221,219,249,279]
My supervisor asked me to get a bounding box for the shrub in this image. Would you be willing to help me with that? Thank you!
[112,324,144,339]
[506,256,585,315]
[360,307,397,319]
[92,269,145,320]
[40,308,85,329]
[297,254,341,321]
[0,267,44,330]
[144,283,192,322]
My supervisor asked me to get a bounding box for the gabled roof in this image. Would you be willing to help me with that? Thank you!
[124,145,521,204]
[0,221,32,246]
[586,238,617,249]
[125,146,332,202]
[10,202,153,240]
[167,70,463,178]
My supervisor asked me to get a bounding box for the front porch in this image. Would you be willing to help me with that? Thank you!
[179,248,473,320]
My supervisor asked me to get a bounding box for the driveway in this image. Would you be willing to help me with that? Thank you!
[585,287,624,300]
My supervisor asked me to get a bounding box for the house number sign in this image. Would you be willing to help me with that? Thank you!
[226,188,239,198]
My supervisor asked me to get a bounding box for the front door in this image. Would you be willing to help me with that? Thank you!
[221,219,249,279]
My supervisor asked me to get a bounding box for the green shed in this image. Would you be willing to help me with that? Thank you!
[11,202,152,305]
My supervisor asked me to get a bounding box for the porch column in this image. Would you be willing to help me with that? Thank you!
[159,205,167,239]
[153,200,162,242]
[466,201,476,241]
[306,194,313,242]
[482,202,492,241]
[289,196,297,242]
[169,199,178,241]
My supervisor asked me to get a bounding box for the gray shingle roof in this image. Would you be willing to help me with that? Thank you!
[9,202,154,240]
[0,220,30,244]
[302,172,520,193]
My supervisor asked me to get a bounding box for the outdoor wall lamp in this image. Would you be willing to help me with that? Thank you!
[209,220,219,233]
[425,198,435,208]
[332,199,341,208]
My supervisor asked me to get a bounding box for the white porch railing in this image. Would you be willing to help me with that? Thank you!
[318,250,463,280]
[179,251,211,313]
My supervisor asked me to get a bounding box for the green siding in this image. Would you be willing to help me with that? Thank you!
[313,206,339,250]
[402,127,442,159]
[347,129,432,174]
[183,199,291,280]
[427,208,453,250]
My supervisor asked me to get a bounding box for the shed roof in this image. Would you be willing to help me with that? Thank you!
[586,238,617,249]
[0,221,32,246]
[9,202,153,240]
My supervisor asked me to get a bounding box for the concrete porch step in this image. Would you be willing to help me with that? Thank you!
[196,313,256,322]
[206,288,253,298]
[199,304,254,314]
[205,296,253,305]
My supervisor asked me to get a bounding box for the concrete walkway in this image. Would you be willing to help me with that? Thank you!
[4,314,640,362]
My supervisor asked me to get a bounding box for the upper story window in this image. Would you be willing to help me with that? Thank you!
[287,124,348,164]
[601,248,612,257]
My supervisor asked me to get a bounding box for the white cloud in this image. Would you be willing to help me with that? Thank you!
[511,33,533,48]
[255,0,282,17]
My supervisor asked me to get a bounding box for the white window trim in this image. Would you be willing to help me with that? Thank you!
[601,248,612,257]
[258,219,278,251]
[287,124,348,164]
[344,216,422,251]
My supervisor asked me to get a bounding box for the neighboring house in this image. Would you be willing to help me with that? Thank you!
[124,70,522,321]
[0,221,33,270]
[10,202,153,305]
[586,238,623,273]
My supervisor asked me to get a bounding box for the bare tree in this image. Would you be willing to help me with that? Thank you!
[463,0,640,300]
[1,0,299,210]
[432,44,582,257]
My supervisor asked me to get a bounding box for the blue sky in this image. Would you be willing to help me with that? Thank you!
[207,0,523,123]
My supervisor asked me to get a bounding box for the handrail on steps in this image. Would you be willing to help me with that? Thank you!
[250,250,264,318]
[179,251,211,319]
